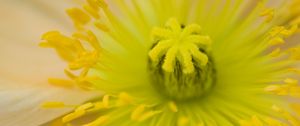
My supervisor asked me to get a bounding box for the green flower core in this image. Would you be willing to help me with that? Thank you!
[148,18,216,100]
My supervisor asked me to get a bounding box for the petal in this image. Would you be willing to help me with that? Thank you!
[0,79,100,126]
[0,1,101,126]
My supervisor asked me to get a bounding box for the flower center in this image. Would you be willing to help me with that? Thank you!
[148,18,216,101]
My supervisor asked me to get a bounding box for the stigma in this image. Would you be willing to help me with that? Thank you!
[148,18,216,101]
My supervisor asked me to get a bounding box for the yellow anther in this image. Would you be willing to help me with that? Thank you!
[290,103,300,116]
[265,117,284,126]
[102,95,110,108]
[287,68,300,75]
[86,30,102,51]
[42,102,66,108]
[269,25,298,37]
[86,0,100,10]
[118,92,133,105]
[62,109,86,123]
[48,78,74,88]
[95,0,108,8]
[288,47,300,60]
[94,22,110,32]
[260,8,274,23]
[239,120,251,126]
[149,18,211,74]
[251,116,263,126]
[138,110,162,122]
[86,102,105,112]
[72,31,101,51]
[272,105,300,126]
[284,78,298,85]
[76,102,94,111]
[63,69,97,90]
[66,8,91,25]
[269,48,281,57]
[41,31,85,61]
[42,31,81,48]
[289,86,300,97]
[83,4,100,19]
[178,116,189,126]
[168,101,178,112]
[197,122,205,126]
[68,51,99,70]
[280,24,298,37]
[131,104,146,121]
[268,37,284,46]
[265,84,290,96]
[83,115,109,126]
[269,26,286,37]
[264,85,281,92]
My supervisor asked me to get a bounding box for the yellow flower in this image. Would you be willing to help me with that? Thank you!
[41,0,300,125]
[2,0,300,126]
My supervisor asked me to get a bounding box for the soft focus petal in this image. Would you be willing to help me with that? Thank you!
[0,80,99,126]
[0,1,101,126]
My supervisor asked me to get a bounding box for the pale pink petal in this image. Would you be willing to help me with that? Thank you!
[0,1,101,126]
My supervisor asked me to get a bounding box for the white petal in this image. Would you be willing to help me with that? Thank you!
[0,79,100,126]
[0,1,101,126]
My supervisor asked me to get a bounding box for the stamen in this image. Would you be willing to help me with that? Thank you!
[131,104,146,121]
[66,8,91,25]
[94,22,110,32]
[251,116,263,126]
[268,48,281,57]
[272,105,300,126]
[264,78,300,97]
[83,4,100,19]
[63,69,98,90]
[260,8,274,23]
[102,95,110,108]
[240,116,283,126]
[83,116,109,126]
[117,92,134,106]
[62,109,86,123]
[42,102,66,108]
[290,103,300,116]
[168,101,178,112]
[268,37,284,46]
[178,116,189,126]
[76,102,94,111]
[86,0,100,10]
[48,78,74,88]
[288,47,300,60]
[95,0,108,8]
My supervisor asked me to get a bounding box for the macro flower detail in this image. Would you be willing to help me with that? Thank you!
[38,0,300,126]
[148,18,215,100]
